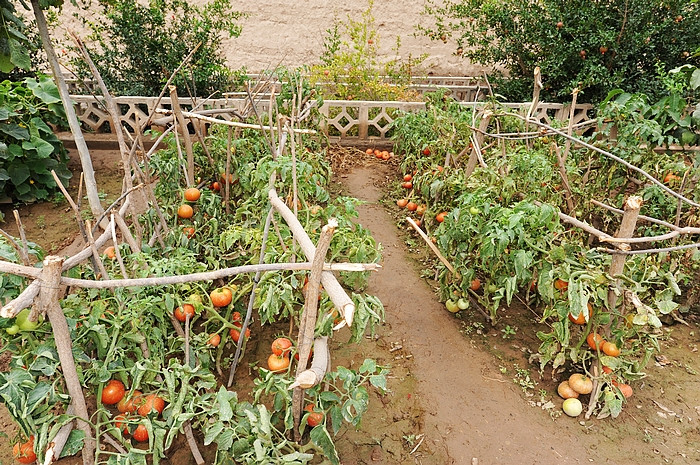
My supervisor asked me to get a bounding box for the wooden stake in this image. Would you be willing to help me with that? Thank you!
[293,221,336,441]
[40,256,95,465]
[30,0,104,224]
[607,196,642,310]
[169,86,195,186]
[406,217,457,276]
[11,210,30,265]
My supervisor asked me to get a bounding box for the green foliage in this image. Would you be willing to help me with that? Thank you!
[390,92,698,416]
[420,0,700,103]
[307,0,425,101]
[73,0,245,96]
[0,76,71,202]
[0,0,32,74]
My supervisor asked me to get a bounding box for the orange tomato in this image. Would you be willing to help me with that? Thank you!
[568,302,594,325]
[133,424,149,442]
[554,279,569,291]
[470,278,481,291]
[406,201,418,212]
[586,332,605,351]
[365,148,373,155]
[207,333,221,347]
[117,390,142,414]
[397,198,408,209]
[557,380,580,399]
[184,187,201,202]
[267,354,290,373]
[436,211,448,223]
[182,227,195,238]
[568,373,593,395]
[177,204,194,219]
[602,341,620,357]
[13,436,36,464]
[271,337,293,357]
[104,246,117,260]
[210,288,232,307]
[403,174,413,182]
[305,403,324,427]
[402,181,413,189]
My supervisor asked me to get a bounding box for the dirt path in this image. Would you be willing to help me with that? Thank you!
[339,162,593,464]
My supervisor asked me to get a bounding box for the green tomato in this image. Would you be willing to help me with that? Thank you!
[445,299,460,313]
[457,298,469,310]
[562,398,583,417]
[469,206,481,215]
[5,324,20,335]
[16,309,40,332]
[486,284,499,294]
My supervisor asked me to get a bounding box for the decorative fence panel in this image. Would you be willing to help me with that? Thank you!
[70,94,594,144]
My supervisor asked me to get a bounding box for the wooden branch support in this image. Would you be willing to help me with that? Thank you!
[591,200,678,230]
[110,215,128,279]
[30,0,104,224]
[154,108,317,134]
[293,221,336,441]
[11,211,30,265]
[584,364,601,420]
[607,196,642,310]
[0,229,29,267]
[406,217,458,276]
[169,86,195,186]
[40,256,95,465]
[563,88,579,162]
[466,111,492,178]
[0,280,40,318]
[184,422,205,465]
[289,336,329,389]
[85,221,109,280]
[269,188,356,326]
[42,405,75,465]
[552,144,575,215]
[113,211,141,254]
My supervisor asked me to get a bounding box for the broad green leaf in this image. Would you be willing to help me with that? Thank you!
[0,123,30,140]
[203,421,224,446]
[8,38,30,70]
[25,77,61,104]
[310,425,339,465]
[59,430,85,458]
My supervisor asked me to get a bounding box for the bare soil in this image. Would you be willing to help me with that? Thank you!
[1,148,699,465]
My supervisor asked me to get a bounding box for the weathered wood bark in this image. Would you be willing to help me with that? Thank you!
[168,86,195,186]
[40,256,95,465]
[607,196,642,310]
[289,336,329,389]
[293,221,336,441]
[466,111,492,178]
[30,0,104,223]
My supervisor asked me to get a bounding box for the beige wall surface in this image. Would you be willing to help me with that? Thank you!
[53,0,485,76]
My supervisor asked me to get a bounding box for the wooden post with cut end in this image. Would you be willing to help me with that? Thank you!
[607,196,642,310]
[169,86,195,186]
[30,0,104,225]
[39,256,95,465]
[293,221,336,441]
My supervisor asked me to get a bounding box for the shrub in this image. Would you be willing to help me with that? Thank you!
[420,0,700,103]
[0,76,71,203]
[307,0,424,101]
[72,0,245,96]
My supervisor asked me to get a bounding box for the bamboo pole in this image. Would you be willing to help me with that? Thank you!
[39,256,95,465]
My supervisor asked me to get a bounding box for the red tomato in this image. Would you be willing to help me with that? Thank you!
[117,390,142,414]
[586,332,605,351]
[271,337,293,357]
[133,424,149,442]
[137,394,165,417]
[174,304,196,322]
[115,414,130,436]
[102,379,126,405]
[13,436,36,464]
[305,403,324,427]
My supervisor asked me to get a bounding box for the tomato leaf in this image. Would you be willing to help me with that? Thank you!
[216,386,234,422]
[310,425,340,465]
[203,421,224,447]
[59,430,85,458]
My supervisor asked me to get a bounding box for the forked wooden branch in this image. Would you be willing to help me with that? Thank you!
[40,256,95,465]
[591,200,678,230]
[169,86,195,186]
[269,188,357,326]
